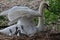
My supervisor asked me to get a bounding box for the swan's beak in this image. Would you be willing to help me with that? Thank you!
[44,3,49,10]
[46,4,49,10]
[44,1,49,10]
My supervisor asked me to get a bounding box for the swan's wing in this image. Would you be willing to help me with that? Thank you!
[8,6,41,21]
[0,6,18,16]
[0,6,20,16]
[0,24,17,35]
[0,6,41,25]
[0,10,9,16]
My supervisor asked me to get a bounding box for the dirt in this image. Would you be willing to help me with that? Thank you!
[0,30,60,40]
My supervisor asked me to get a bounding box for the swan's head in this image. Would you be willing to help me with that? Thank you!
[43,3,49,10]
[39,1,49,10]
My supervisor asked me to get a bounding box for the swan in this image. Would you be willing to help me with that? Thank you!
[0,6,41,36]
[0,1,49,36]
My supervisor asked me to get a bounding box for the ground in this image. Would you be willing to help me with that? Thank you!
[0,30,60,40]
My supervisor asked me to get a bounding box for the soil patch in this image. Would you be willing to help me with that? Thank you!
[0,31,60,40]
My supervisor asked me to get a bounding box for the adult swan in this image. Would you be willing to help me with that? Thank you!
[0,1,49,36]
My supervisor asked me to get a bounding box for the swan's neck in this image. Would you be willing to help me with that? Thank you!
[37,2,46,31]
[39,2,45,15]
